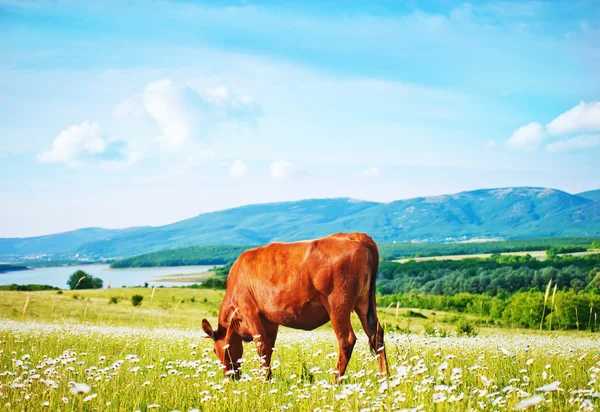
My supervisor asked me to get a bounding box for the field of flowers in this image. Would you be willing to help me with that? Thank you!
[1,318,599,411]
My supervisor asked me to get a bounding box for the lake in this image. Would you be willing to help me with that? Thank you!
[0,264,212,288]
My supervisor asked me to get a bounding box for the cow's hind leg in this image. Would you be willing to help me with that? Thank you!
[355,299,389,376]
[327,296,357,378]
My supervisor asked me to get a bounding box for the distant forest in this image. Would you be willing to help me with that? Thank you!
[377,253,600,296]
[376,253,600,331]
[378,237,597,259]
[109,237,599,268]
[110,245,255,268]
[0,264,28,274]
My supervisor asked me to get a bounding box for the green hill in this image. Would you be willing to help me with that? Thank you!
[577,189,600,202]
[1,187,599,258]
[0,227,147,256]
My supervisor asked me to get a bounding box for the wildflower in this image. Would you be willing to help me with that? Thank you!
[83,394,97,402]
[514,394,544,410]
[433,393,447,403]
[480,375,491,387]
[536,381,561,392]
[147,404,160,409]
[396,365,408,379]
[70,383,91,395]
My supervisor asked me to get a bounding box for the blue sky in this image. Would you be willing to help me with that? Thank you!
[1,0,599,237]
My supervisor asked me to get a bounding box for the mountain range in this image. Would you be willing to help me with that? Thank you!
[1,187,599,259]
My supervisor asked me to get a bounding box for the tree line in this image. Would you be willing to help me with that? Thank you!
[378,238,595,259]
[377,254,600,296]
[378,290,600,331]
[110,245,255,268]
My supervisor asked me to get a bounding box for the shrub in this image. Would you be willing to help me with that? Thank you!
[108,296,119,304]
[131,295,144,307]
[404,310,427,319]
[423,321,449,337]
[67,270,103,290]
[72,294,79,300]
[57,290,63,294]
[0,284,59,291]
[456,319,478,336]
[441,314,461,324]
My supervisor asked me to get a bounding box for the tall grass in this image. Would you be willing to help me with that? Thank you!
[540,279,552,331]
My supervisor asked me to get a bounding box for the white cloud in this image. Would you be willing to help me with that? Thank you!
[270,160,294,180]
[546,101,600,135]
[202,84,261,117]
[113,97,144,118]
[37,121,106,167]
[506,102,600,153]
[142,79,192,152]
[204,85,230,103]
[505,122,545,151]
[361,166,381,177]
[229,160,247,178]
[486,140,497,149]
[198,150,216,160]
[118,80,260,154]
[545,134,600,153]
[101,150,143,171]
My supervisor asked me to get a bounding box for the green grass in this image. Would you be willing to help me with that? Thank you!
[1,289,599,410]
[0,288,226,329]
[1,289,596,337]
[0,289,497,335]
[1,320,599,410]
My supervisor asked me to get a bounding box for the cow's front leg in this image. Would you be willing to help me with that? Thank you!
[250,322,279,379]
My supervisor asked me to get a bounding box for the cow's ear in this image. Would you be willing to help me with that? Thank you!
[202,319,215,340]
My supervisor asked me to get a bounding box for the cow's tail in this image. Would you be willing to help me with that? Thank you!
[364,237,380,352]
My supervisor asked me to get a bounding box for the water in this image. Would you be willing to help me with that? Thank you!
[0,264,212,288]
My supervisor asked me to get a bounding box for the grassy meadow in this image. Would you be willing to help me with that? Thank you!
[0,288,599,410]
[0,288,467,333]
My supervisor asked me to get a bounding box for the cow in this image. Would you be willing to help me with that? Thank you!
[201,232,389,379]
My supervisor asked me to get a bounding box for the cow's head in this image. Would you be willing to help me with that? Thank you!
[202,314,243,378]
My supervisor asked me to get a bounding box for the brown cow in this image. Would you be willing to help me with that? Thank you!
[201,232,388,379]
